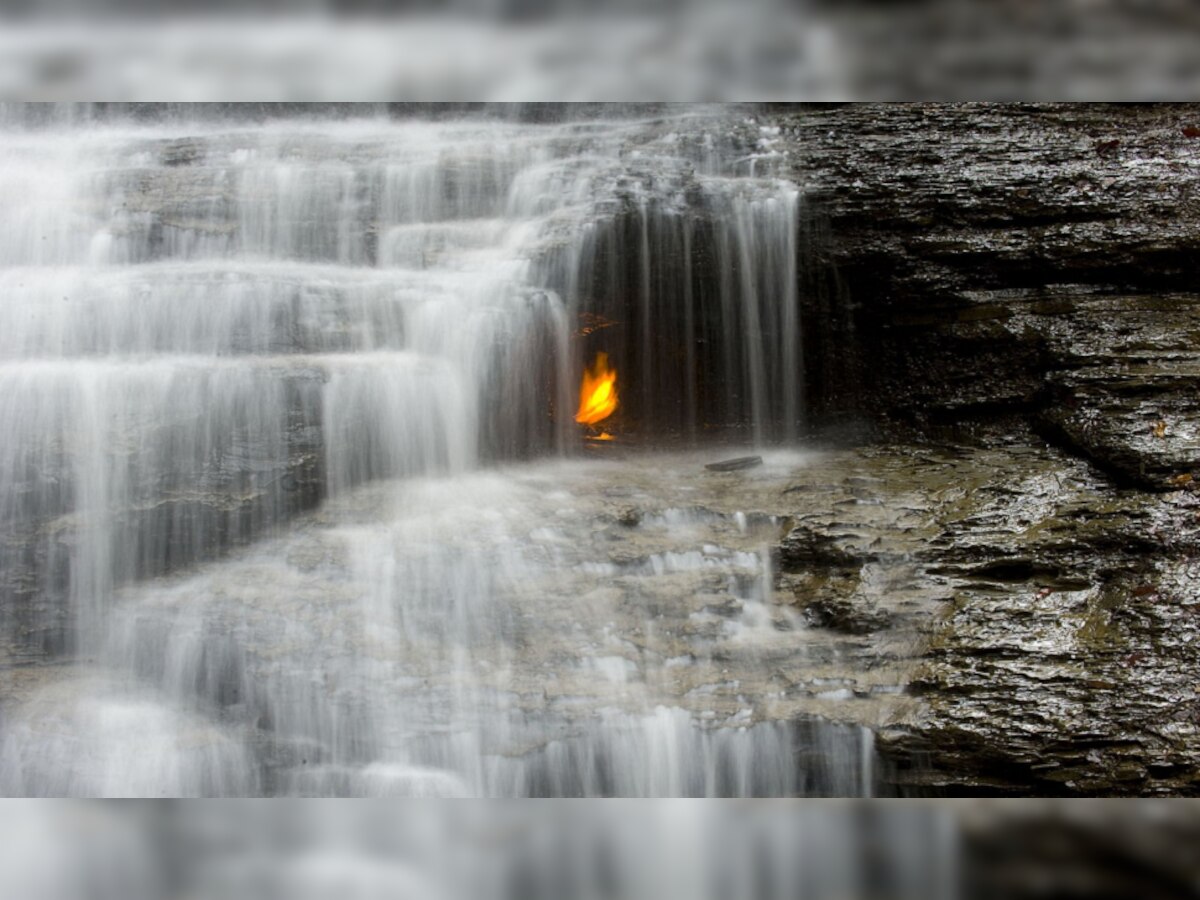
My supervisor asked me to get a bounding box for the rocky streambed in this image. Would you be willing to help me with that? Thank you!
[6,437,1194,795]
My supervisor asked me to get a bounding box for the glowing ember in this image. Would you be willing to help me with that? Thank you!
[575,352,618,425]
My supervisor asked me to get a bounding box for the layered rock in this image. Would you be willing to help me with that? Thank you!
[775,104,1200,476]
[765,103,1200,794]
[771,440,1200,795]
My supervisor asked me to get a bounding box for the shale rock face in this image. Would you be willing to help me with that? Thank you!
[898,467,1200,797]
[765,103,1200,794]
[775,443,1200,796]
[778,103,1200,482]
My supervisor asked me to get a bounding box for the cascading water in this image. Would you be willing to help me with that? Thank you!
[0,105,876,797]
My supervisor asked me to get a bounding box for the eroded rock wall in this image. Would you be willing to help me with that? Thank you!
[780,103,1200,487]
[769,103,1200,795]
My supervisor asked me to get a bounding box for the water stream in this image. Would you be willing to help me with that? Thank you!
[0,106,874,797]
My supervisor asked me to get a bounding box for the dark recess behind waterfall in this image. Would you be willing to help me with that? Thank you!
[506,102,1200,457]
[553,194,859,444]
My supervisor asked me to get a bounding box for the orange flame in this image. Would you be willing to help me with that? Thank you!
[575,352,618,425]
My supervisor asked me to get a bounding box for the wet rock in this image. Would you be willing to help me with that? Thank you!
[799,595,892,634]
[1035,296,1200,488]
[0,373,326,657]
[751,104,1200,792]
[779,524,867,569]
[159,138,204,167]
[776,105,1200,488]
[705,455,764,472]
[887,543,1200,796]
[617,508,642,527]
[772,441,1200,795]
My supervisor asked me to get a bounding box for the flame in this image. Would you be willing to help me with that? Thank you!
[575,352,618,425]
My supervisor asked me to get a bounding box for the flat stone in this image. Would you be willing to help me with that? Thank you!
[705,456,764,472]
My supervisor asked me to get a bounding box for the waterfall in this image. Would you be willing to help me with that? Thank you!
[548,150,804,442]
[0,106,850,797]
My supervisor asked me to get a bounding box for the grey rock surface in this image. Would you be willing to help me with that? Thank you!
[762,103,1200,794]
[775,104,1200,482]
